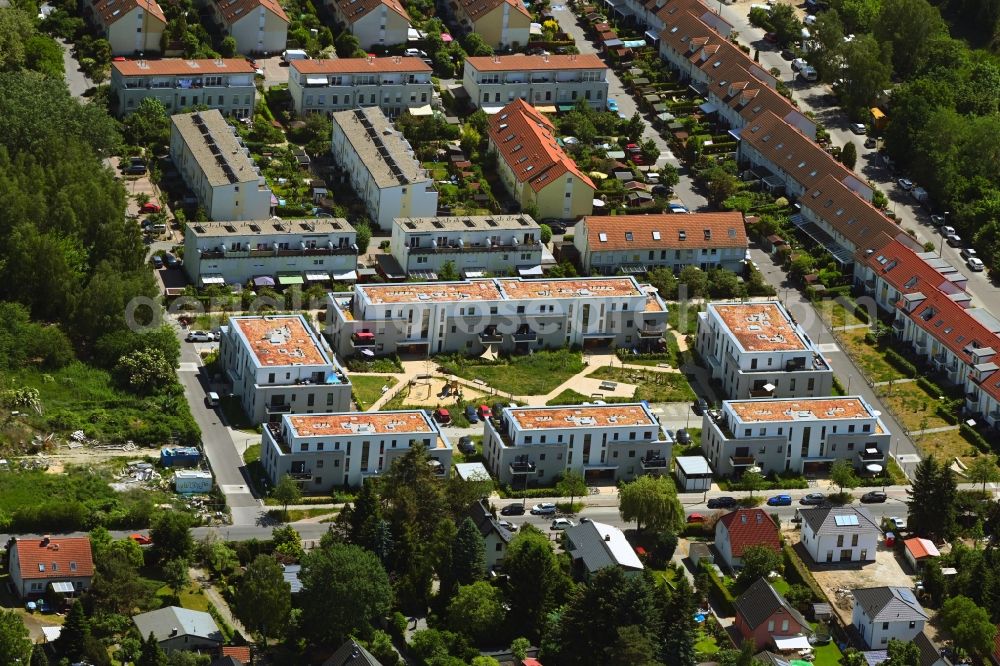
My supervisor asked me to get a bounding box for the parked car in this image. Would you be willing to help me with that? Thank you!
[433,408,452,424]
[464,405,479,423]
[607,98,619,112]
[930,214,946,227]
[404,48,428,58]
[849,122,866,135]
[205,391,220,407]
[967,257,985,272]
[940,225,956,236]
[767,494,792,506]
[151,255,163,269]
[860,491,887,503]
[668,203,689,214]
[692,398,708,415]
[164,253,180,268]
[140,202,161,213]
[864,137,877,149]
[885,516,906,531]
[501,503,526,516]
[129,534,152,545]
[531,503,557,515]
[123,163,147,175]
[477,405,492,420]
[551,518,576,530]
[961,247,978,260]
[675,428,691,445]
[186,331,212,342]
[897,178,914,191]
[458,435,476,455]
[791,57,807,72]
[498,520,518,532]
[707,496,738,509]
[686,513,706,523]
[800,493,827,505]
[946,234,962,247]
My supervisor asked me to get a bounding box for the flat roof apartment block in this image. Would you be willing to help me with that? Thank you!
[330,106,437,229]
[219,314,352,424]
[183,218,358,287]
[325,275,669,358]
[111,59,256,118]
[169,110,272,220]
[464,55,609,111]
[483,403,672,485]
[261,410,452,490]
[695,301,833,400]
[288,57,432,116]
[389,214,542,277]
[701,396,890,477]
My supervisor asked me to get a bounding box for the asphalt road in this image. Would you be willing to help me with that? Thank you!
[59,38,93,100]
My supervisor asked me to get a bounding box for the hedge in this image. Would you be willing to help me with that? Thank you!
[916,376,943,398]
[936,406,959,425]
[960,423,993,453]
[853,304,870,323]
[701,563,735,615]
[884,348,917,377]
[831,376,846,396]
[782,545,825,603]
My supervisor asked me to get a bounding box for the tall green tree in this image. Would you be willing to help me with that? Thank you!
[348,478,385,552]
[966,454,1000,492]
[138,631,167,666]
[151,511,194,562]
[908,455,957,541]
[883,638,920,666]
[299,542,393,644]
[556,471,587,508]
[939,596,997,656]
[659,576,698,666]
[57,600,90,660]
[447,582,505,644]
[837,34,893,119]
[503,525,571,639]
[874,0,946,76]
[124,97,171,148]
[736,545,783,589]
[272,474,302,520]
[830,458,860,493]
[841,141,858,170]
[0,609,32,664]
[234,554,292,641]
[452,517,487,586]
[618,475,684,532]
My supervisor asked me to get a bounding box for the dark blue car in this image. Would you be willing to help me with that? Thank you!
[766,494,792,506]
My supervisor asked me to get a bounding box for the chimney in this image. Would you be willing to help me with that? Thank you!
[604,534,611,541]
[171,628,179,637]
[40,536,50,547]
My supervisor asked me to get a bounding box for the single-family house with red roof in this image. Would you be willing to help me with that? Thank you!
[715,508,780,570]
[733,578,812,650]
[9,536,94,599]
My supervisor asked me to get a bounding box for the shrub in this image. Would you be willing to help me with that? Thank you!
[917,376,943,397]
[960,423,992,453]
[782,545,824,602]
[884,349,917,377]
[700,562,735,615]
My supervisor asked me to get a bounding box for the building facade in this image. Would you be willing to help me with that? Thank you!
[482,403,672,485]
[800,506,881,565]
[169,110,272,220]
[261,410,453,491]
[208,0,289,55]
[86,0,166,56]
[487,100,595,220]
[733,578,812,651]
[183,218,357,287]
[288,56,433,117]
[574,213,748,275]
[715,508,780,570]
[852,587,928,648]
[219,315,352,424]
[330,106,437,229]
[449,0,531,49]
[325,276,669,358]
[696,301,834,401]
[9,537,94,599]
[464,55,609,112]
[389,214,542,277]
[701,396,891,477]
[111,58,257,117]
[326,0,410,48]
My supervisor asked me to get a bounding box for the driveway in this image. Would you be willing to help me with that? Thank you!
[59,38,93,99]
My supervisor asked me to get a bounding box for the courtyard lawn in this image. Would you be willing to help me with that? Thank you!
[878,381,953,432]
[351,374,399,410]
[694,628,720,656]
[546,388,633,405]
[156,583,212,613]
[837,329,898,383]
[438,349,585,396]
[587,366,697,402]
[809,623,843,666]
[817,299,868,330]
[913,428,980,466]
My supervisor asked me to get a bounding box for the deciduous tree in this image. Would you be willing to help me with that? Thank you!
[939,596,996,656]
[235,554,291,641]
[966,454,1000,492]
[736,545,783,589]
[272,474,302,520]
[447,582,505,643]
[619,475,684,532]
[0,608,32,664]
[151,511,194,562]
[556,470,587,507]
[503,525,570,639]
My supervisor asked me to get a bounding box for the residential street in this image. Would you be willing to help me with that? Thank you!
[59,38,92,100]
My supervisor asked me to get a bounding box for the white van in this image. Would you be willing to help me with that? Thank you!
[206,391,220,408]
[282,49,308,63]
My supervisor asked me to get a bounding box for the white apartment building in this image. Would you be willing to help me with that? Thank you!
[695,301,833,400]
[219,315,352,424]
[330,106,437,229]
[183,218,358,287]
[574,213,748,275]
[463,55,609,112]
[262,410,452,491]
[389,214,542,277]
[170,110,272,221]
[208,0,289,55]
[483,403,672,485]
[701,397,891,477]
[111,59,257,117]
[325,276,669,358]
[86,0,166,56]
[287,56,433,117]
[326,0,411,49]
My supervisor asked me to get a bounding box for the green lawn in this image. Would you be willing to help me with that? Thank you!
[451,434,484,465]
[438,349,585,396]
[817,300,868,329]
[837,329,898,383]
[587,366,697,402]
[810,622,843,666]
[694,629,720,656]
[156,583,212,612]
[879,380,952,432]
[667,302,703,337]
[351,374,399,410]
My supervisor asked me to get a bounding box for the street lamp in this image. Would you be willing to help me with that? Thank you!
[938,212,950,258]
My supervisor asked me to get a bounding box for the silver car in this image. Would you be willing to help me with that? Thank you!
[531,503,557,515]
[967,257,985,272]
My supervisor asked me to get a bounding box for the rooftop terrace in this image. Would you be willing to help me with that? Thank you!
[507,404,658,430]
[728,397,876,423]
[711,302,808,352]
[231,315,329,367]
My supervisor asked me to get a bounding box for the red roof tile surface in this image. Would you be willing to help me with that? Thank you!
[582,212,746,251]
[488,99,596,193]
[456,0,531,22]
[93,0,166,25]
[14,537,94,579]
[331,0,409,23]
[215,0,288,25]
[220,646,251,664]
[718,508,780,558]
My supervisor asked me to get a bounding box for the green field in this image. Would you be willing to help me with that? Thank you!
[438,349,585,396]
[351,375,399,410]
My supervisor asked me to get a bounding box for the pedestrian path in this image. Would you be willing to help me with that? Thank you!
[873,378,915,387]
[909,425,959,436]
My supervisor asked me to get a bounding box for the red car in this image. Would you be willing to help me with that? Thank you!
[130,534,152,545]
[686,513,706,523]
[113,56,128,62]
[140,202,161,214]
[477,405,492,419]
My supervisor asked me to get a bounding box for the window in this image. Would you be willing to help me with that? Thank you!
[837,535,844,547]
[767,620,775,632]
[908,620,916,629]
[317,459,324,468]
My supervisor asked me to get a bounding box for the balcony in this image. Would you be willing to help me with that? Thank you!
[785,359,807,372]
[352,332,376,347]
[480,327,502,343]
[892,318,905,332]
[266,403,292,414]
[749,386,776,398]
[863,278,875,293]
[509,460,536,474]
[640,455,669,470]
[913,340,928,355]
[858,447,885,462]
[199,245,356,259]
[990,409,1000,422]
[512,328,537,342]
[289,471,312,481]
[639,325,666,338]
[407,241,542,255]
[932,352,948,369]
[730,456,756,467]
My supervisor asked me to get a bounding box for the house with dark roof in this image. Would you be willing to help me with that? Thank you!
[467,499,514,569]
[800,506,880,565]
[913,631,950,666]
[573,212,748,275]
[564,520,644,578]
[133,606,223,654]
[323,639,384,666]
[715,508,780,570]
[8,536,94,599]
[327,0,410,49]
[733,578,811,650]
[851,586,928,648]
